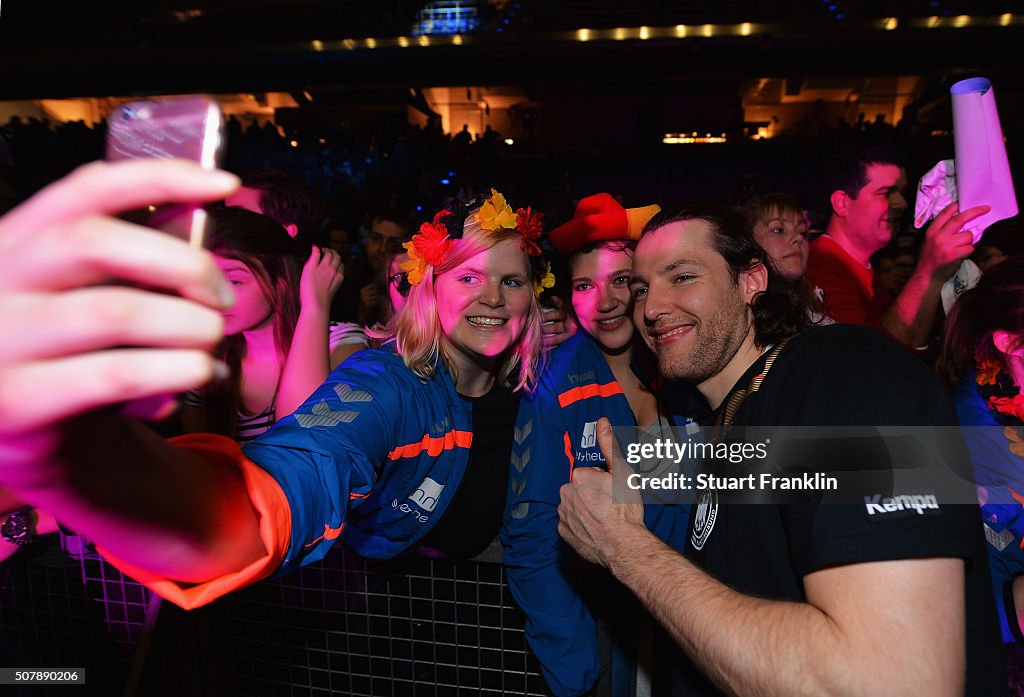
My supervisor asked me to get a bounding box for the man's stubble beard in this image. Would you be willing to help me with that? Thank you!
[657,295,752,385]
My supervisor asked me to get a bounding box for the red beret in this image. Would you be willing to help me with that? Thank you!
[549,193,661,254]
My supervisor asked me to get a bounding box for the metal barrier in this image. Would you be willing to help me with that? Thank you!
[1,536,549,696]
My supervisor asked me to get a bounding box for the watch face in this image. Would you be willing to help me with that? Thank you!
[1,509,32,545]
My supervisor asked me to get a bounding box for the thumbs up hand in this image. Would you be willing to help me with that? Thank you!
[557,418,647,568]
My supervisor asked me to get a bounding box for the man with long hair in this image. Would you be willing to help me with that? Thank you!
[557,203,1005,696]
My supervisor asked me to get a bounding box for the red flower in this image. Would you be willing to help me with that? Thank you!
[515,207,544,256]
[413,220,452,266]
[402,218,452,285]
[988,394,1024,422]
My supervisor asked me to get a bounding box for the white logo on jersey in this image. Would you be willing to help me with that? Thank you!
[864,494,939,517]
[581,421,598,448]
[408,477,445,512]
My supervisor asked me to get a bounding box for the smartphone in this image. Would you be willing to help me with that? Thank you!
[105,97,227,421]
[106,95,225,247]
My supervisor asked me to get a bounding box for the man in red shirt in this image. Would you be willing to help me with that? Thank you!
[807,147,988,348]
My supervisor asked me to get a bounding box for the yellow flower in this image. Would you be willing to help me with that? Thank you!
[477,188,518,231]
[401,240,428,286]
[533,263,555,296]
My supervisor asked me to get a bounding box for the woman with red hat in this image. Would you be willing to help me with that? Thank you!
[502,193,695,697]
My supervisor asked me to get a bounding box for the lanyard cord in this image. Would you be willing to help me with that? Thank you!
[713,337,793,441]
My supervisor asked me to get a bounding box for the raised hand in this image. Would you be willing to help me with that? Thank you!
[299,245,345,312]
[0,159,238,479]
[540,295,578,351]
[918,202,990,282]
[557,417,645,567]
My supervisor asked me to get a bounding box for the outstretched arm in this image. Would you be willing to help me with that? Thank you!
[0,159,265,583]
[558,419,965,697]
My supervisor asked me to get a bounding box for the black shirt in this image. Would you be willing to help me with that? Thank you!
[672,324,1006,697]
[418,383,521,559]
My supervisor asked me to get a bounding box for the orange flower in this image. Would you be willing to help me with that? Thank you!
[976,357,1001,386]
[516,206,544,256]
[1005,426,1024,459]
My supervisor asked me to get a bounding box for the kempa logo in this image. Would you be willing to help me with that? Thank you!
[864,494,940,517]
[580,421,597,448]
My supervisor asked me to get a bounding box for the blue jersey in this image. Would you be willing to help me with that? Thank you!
[245,348,476,570]
[954,373,1024,642]
[502,332,694,696]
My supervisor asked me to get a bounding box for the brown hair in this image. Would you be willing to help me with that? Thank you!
[204,206,301,437]
[740,192,826,319]
[938,255,1024,385]
[643,203,813,348]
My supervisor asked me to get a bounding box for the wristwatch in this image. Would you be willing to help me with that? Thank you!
[1,507,36,545]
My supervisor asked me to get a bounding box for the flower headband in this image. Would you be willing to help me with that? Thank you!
[401,189,549,291]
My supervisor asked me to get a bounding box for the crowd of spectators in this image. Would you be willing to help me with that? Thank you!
[1,103,1020,327]
[3,90,1024,694]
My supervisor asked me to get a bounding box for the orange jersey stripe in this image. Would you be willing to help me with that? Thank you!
[557,381,624,408]
[387,429,473,460]
[564,431,575,481]
[323,522,344,540]
[305,521,346,548]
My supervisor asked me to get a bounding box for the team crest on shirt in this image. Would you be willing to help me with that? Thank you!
[690,489,719,551]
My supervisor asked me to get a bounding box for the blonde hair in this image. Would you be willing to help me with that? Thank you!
[371,210,545,392]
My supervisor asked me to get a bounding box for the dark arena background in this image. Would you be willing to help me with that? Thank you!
[1,1,1024,695]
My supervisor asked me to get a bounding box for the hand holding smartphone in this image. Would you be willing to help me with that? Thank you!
[106,95,225,247]
[104,96,228,419]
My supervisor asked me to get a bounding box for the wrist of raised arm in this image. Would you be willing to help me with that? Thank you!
[297,303,331,325]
